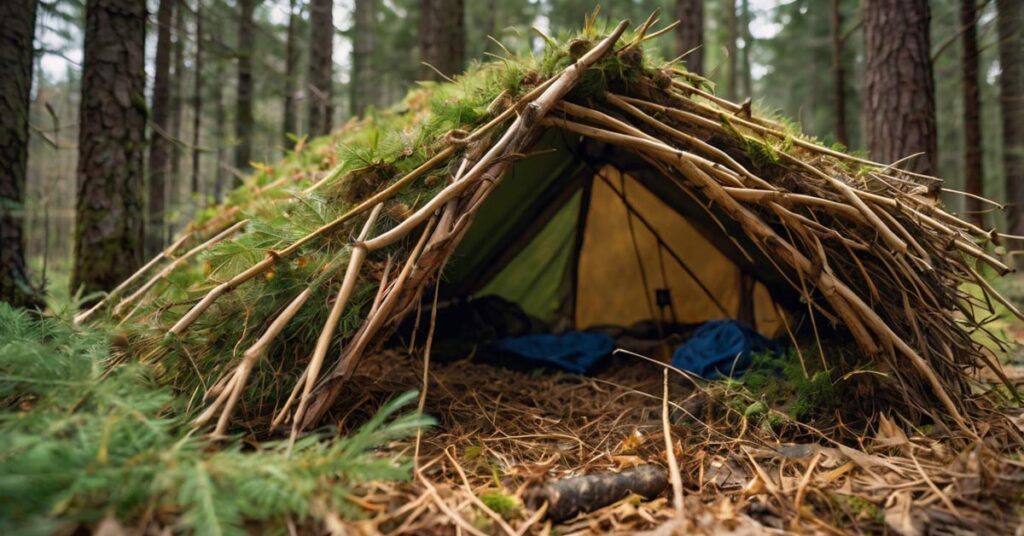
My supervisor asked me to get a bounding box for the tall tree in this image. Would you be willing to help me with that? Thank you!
[282,0,301,146]
[997,0,1024,262]
[147,0,175,257]
[351,0,375,116]
[308,0,333,134]
[234,0,255,180]
[830,0,849,147]
[191,0,204,197]
[960,0,984,227]
[418,0,464,81]
[863,0,937,176]
[740,0,752,99]
[724,0,738,101]
[674,0,704,75]
[72,0,147,296]
[170,0,187,185]
[0,0,44,308]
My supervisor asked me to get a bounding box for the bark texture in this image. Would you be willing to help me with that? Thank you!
[997,0,1024,262]
[307,0,333,135]
[351,0,375,116]
[0,0,43,308]
[234,0,255,179]
[831,0,849,147]
[146,0,174,258]
[674,0,704,75]
[961,0,984,227]
[862,0,937,176]
[418,0,464,81]
[72,0,147,296]
[282,0,300,146]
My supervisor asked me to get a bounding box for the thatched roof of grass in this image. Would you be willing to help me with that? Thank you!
[77,14,1020,441]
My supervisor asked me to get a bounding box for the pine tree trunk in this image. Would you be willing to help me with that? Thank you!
[308,0,333,134]
[72,0,147,297]
[960,0,984,227]
[351,0,375,117]
[674,0,704,75]
[214,78,226,204]
[0,0,44,308]
[830,0,849,147]
[997,0,1024,263]
[146,0,174,258]
[418,0,464,81]
[234,0,255,181]
[863,0,937,176]
[170,0,186,191]
[725,0,738,102]
[740,0,752,99]
[191,0,203,198]
[282,0,300,146]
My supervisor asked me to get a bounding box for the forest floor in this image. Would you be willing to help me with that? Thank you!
[320,292,1024,535]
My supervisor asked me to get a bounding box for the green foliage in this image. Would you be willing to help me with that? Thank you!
[480,490,522,520]
[739,350,839,421]
[0,305,431,533]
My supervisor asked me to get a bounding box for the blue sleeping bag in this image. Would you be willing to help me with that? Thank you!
[671,320,776,379]
[494,332,614,375]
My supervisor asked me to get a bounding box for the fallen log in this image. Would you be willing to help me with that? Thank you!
[524,464,668,522]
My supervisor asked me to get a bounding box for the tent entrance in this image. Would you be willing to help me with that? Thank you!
[449,161,786,338]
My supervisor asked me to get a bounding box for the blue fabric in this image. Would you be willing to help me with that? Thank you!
[494,332,614,374]
[671,320,775,379]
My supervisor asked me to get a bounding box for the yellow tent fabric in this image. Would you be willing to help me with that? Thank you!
[472,164,785,337]
[574,166,784,336]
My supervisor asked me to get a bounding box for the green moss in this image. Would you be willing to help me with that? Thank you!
[479,491,522,520]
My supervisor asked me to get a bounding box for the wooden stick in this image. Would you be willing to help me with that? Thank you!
[543,116,973,434]
[114,220,249,318]
[287,203,383,442]
[207,288,312,437]
[74,232,192,325]
[167,146,456,336]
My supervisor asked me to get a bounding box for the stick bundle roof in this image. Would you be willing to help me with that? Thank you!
[80,15,1020,439]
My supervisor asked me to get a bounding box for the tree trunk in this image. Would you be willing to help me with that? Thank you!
[725,0,738,102]
[862,0,937,176]
[960,0,984,227]
[351,0,375,117]
[146,0,174,258]
[997,0,1024,263]
[308,0,333,134]
[418,0,464,81]
[214,78,226,204]
[170,0,186,191]
[191,0,203,198]
[830,0,849,148]
[282,0,300,146]
[72,0,147,297]
[0,0,44,308]
[740,0,752,99]
[234,0,255,181]
[674,0,704,76]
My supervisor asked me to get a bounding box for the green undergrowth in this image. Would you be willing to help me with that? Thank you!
[693,349,843,433]
[0,304,432,535]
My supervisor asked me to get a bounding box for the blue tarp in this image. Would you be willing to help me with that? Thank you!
[671,320,776,379]
[494,332,614,375]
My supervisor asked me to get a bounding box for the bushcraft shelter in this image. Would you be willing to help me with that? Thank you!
[80,16,1021,440]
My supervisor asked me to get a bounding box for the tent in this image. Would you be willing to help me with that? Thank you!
[77,17,1020,440]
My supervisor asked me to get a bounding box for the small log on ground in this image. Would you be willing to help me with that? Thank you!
[524,464,668,522]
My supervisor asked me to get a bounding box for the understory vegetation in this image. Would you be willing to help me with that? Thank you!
[0,304,431,535]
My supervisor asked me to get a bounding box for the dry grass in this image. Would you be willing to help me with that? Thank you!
[317,348,1024,535]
